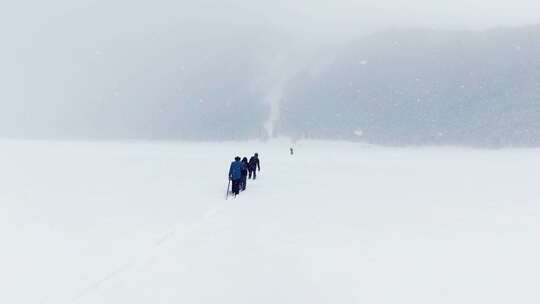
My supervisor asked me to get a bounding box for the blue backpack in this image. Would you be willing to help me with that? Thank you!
[229,160,243,180]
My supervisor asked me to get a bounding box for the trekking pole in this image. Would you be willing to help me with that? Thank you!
[225,179,231,200]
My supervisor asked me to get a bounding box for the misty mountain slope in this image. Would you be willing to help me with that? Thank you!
[279,25,540,146]
[2,140,540,303]
[4,14,540,145]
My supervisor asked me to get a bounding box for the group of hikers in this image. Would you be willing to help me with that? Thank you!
[227,153,260,198]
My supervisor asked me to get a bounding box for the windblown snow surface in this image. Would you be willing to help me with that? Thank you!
[2,140,540,304]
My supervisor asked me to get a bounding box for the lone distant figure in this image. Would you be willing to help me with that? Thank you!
[290,147,294,155]
[248,153,261,180]
[229,156,243,197]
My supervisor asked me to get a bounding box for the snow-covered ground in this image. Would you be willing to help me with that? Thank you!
[2,140,540,304]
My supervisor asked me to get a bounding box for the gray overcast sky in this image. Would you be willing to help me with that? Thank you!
[3,0,540,38]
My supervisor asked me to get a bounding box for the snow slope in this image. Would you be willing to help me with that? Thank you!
[1,140,540,304]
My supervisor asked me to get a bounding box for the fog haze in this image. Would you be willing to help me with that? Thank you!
[2,0,540,144]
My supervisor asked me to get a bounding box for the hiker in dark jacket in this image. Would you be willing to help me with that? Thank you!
[240,157,249,191]
[248,153,260,180]
[229,156,242,196]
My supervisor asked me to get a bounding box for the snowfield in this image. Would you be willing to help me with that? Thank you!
[2,140,540,304]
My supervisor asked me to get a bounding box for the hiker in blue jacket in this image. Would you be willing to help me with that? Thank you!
[229,156,243,196]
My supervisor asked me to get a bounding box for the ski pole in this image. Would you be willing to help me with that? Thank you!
[225,179,231,200]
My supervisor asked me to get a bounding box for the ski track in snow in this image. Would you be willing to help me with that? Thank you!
[63,203,226,304]
[2,140,540,304]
